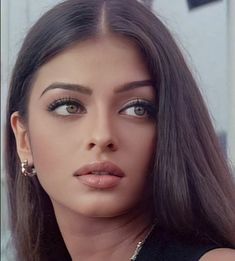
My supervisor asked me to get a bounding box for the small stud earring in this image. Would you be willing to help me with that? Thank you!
[21,160,37,177]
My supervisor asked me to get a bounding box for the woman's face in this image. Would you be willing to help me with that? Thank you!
[12,35,156,217]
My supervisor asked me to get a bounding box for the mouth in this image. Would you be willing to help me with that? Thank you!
[88,171,116,175]
[74,161,125,189]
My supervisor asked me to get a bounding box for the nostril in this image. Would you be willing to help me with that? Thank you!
[107,143,116,151]
[88,143,96,150]
[87,141,117,151]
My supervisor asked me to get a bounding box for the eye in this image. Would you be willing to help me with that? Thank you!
[124,106,147,117]
[47,98,86,116]
[120,99,156,119]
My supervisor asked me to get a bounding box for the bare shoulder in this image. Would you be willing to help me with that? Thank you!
[199,248,235,261]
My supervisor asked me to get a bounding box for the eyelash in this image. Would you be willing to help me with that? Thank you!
[120,99,156,119]
[47,97,85,113]
[47,97,156,119]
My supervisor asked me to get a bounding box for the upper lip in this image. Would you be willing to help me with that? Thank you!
[74,161,125,177]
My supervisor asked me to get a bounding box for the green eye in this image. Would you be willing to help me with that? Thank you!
[120,99,156,119]
[55,104,80,115]
[48,98,86,116]
[124,106,147,117]
[133,106,146,116]
[67,104,78,113]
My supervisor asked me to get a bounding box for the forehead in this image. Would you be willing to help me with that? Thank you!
[31,34,151,96]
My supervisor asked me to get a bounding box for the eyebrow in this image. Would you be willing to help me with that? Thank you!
[40,83,92,97]
[40,79,154,97]
[115,80,154,93]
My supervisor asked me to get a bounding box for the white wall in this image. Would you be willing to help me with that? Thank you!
[227,0,235,170]
[154,0,228,132]
[153,0,235,170]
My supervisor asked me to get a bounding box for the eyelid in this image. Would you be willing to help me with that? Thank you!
[46,97,156,118]
[119,98,156,117]
[47,97,86,113]
[120,98,155,110]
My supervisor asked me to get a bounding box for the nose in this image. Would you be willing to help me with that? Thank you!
[85,112,118,153]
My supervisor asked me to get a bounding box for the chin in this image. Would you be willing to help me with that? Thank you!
[80,198,148,219]
[51,191,146,219]
[75,203,132,218]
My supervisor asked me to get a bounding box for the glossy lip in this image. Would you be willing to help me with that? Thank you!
[73,161,125,177]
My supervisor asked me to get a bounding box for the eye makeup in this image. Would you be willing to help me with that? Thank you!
[47,97,86,115]
[120,98,156,119]
[46,96,156,120]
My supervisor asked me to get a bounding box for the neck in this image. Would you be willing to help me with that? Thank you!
[53,203,154,261]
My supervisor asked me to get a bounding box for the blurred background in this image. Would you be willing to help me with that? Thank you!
[1,0,235,259]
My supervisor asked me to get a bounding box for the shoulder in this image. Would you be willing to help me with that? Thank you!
[199,248,235,261]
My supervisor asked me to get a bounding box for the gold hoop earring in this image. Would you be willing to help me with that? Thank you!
[21,160,37,177]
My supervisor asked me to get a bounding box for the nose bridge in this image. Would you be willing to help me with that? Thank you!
[86,103,117,151]
[94,108,112,139]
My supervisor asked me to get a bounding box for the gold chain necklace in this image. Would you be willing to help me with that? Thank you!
[130,224,155,261]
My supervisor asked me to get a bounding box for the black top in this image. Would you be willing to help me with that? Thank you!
[136,227,220,261]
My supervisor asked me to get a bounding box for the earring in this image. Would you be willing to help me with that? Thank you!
[21,160,37,177]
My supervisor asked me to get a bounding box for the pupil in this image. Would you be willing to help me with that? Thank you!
[67,105,78,113]
[134,106,145,116]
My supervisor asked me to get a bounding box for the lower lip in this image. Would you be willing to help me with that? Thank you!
[76,174,122,189]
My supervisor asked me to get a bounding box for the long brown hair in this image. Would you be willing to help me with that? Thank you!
[5,0,235,260]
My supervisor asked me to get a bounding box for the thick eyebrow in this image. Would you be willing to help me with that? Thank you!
[40,83,92,97]
[40,79,154,98]
[114,80,154,93]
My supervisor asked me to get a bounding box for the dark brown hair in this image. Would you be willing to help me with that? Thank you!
[5,0,235,260]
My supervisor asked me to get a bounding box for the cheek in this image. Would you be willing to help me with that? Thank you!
[28,121,72,175]
[29,118,156,173]
[126,123,156,163]
[27,116,156,216]
[28,125,76,201]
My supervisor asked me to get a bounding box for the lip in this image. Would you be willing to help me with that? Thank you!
[74,161,125,177]
[74,161,125,189]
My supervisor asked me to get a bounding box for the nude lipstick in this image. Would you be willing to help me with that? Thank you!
[74,161,125,189]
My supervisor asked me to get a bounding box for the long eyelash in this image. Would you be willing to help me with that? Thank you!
[47,97,82,111]
[123,99,157,118]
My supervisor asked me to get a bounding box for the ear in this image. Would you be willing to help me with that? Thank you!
[11,112,33,165]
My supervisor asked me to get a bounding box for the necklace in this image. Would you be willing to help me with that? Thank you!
[130,224,155,261]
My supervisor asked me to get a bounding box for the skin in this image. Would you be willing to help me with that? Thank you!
[200,249,235,261]
[12,35,156,260]
[11,35,235,260]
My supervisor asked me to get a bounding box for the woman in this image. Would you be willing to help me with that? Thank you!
[5,0,235,260]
